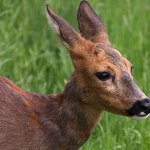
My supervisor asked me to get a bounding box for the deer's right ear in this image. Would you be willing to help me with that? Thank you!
[77,1,111,47]
[46,4,82,50]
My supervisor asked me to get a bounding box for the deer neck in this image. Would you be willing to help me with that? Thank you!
[64,75,104,129]
[28,75,104,149]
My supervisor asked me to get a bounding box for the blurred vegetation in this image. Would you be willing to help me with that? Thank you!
[0,0,150,149]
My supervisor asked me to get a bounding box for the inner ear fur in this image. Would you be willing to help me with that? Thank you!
[46,4,81,49]
[77,1,111,47]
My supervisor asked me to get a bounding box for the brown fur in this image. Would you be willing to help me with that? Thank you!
[0,1,149,149]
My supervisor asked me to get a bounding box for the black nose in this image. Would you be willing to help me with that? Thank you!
[140,99,150,113]
[127,98,150,116]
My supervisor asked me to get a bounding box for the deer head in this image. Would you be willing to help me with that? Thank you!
[46,1,150,120]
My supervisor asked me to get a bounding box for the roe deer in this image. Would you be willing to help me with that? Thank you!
[0,1,150,149]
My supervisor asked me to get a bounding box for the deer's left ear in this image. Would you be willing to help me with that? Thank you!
[77,1,111,47]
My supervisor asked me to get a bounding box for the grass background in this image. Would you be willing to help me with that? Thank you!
[0,0,150,149]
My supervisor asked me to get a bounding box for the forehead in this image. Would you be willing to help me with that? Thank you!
[94,44,132,69]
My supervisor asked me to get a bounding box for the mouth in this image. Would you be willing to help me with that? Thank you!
[130,112,150,121]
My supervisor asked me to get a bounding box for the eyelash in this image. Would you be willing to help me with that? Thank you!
[131,66,135,73]
[95,72,110,81]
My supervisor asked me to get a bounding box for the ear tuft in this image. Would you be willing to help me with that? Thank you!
[46,4,61,35]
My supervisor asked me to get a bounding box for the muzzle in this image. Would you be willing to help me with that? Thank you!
[127,98,150,120]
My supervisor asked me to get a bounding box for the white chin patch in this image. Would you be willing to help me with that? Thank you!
[130,113,150,121]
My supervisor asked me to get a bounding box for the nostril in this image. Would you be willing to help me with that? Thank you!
[141,99,150,113]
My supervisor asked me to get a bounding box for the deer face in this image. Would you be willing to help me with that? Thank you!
[76,43,149,119]
[46,1,150,120]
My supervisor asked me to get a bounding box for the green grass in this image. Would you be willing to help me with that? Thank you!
[0,0,150,149]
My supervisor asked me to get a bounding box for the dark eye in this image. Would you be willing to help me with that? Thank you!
[95,72,110,81]
[131,66,135,73]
